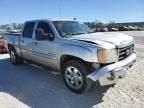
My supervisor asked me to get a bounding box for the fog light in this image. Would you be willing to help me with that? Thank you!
[107,72,115,81]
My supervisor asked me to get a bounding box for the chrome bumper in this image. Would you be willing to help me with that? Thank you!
[87,52,136,85]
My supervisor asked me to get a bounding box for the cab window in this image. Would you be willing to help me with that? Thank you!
[37,22,54,35]
[23,22,35,38]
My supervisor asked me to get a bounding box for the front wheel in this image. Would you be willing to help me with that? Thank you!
[62,60,93,93]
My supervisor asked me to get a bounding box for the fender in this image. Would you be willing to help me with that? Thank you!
[58,44,99,66]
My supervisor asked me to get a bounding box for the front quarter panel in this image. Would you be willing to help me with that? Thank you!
[58,43,99,64]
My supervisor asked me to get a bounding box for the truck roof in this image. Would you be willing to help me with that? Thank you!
[26,19,77,23]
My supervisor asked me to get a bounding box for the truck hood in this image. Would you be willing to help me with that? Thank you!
[69,32,134,48]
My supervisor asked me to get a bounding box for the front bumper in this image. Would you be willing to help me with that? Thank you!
[87,52,136,86]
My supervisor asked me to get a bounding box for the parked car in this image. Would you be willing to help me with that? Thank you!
[0,34,8,53]
[108,28,118,31]
[4,19,136,93]
[128,26,137,31]
[118,26,130,31]
[94,28,100,32]
[94,28,108,32]
[137,27,144,31]
[99,28,109,32]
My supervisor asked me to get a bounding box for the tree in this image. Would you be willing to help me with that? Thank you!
[107,21,116,29]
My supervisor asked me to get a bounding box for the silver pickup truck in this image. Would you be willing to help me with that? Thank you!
[4,19,136,93]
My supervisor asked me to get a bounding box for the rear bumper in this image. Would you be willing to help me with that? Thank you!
[87,52,136,85]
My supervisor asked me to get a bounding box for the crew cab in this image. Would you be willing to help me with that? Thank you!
[4,19,136,93]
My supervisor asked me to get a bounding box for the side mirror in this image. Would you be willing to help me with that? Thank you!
[35,28,44,40]
[35,28,54,41]
[42,33,54,41]
[48,33,54,41]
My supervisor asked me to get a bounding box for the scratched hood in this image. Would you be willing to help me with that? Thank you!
[69,32,134,48]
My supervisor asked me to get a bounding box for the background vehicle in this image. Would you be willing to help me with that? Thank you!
[99,28,109,32]
[108,28,118,31]
[0,34,8,53]
[137,27,144,31]
[118,26,130,31]
[4,19,136,93]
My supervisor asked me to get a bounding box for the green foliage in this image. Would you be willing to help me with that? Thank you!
[0,21,144,31]
[0,23,24,31]
[84,20,144,29]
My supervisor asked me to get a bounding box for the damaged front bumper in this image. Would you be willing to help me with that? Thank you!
[87,52,137,86]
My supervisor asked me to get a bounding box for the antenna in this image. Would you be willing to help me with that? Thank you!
[73,18,77,20]
[57,0,61,19]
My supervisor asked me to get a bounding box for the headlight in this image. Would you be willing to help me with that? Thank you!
[97,49,117,63]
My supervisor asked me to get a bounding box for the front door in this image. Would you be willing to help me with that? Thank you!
[32,22,57,68]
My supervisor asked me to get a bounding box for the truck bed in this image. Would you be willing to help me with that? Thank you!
[4,32,21,37]
[3,32,21,47]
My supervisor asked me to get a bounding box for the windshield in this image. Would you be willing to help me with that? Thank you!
[53,21,94,37]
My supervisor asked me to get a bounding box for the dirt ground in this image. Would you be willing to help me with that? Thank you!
[93,47,144,108]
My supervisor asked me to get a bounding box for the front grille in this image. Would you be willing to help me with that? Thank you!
[118,44,134,61]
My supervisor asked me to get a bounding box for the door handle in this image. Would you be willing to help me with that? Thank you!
[34,42,39,45]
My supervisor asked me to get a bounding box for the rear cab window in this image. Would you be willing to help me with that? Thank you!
[23,22,35,38]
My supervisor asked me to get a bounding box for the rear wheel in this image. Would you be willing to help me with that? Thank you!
[9,48,23,65]
[62,60,93,93]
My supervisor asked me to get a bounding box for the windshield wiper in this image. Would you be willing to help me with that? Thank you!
[63,32,88,38]
[69,32,86,35]
[87,31,95,34]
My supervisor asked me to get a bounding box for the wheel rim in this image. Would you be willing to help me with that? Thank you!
[65,66,83,89]
[10,50,16,63]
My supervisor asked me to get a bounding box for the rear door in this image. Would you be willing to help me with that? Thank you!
[20,22,35,60]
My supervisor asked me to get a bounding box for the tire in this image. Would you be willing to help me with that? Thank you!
[9,47,23,65]
[62,60,93,93]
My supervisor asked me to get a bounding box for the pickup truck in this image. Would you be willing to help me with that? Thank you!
[4,19,136,93]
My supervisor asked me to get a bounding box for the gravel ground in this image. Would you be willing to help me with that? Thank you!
[0,31,144,108]
[0,54,111,108]
[119,31,144,37]
[93,47,144,108]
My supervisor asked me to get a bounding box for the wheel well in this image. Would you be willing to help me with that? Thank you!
[60,55,93,71]
[8,44,14,51]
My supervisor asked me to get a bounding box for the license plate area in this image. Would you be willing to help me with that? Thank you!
[99,70,126,86]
